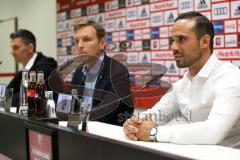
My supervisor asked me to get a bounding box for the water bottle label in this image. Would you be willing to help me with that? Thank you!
[19,106,28,115]
[27,90,35,97]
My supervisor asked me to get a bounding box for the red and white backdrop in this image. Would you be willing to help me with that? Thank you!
[56,0,240,107]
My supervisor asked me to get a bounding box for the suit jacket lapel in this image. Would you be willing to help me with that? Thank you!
[29,52,42,71]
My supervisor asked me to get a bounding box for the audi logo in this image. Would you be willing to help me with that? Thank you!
[180,1,192,9]
[214,7,228,16]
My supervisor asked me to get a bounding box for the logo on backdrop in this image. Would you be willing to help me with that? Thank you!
[181,1,192,10]
[213,22,224,34]
[197,0,208,10]
[234,4,240,16]
[214,7,228,16]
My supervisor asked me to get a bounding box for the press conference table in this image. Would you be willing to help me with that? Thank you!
[0,110,240,160]
[85,122,240,160]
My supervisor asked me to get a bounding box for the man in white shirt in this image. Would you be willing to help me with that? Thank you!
[123,11,240,147]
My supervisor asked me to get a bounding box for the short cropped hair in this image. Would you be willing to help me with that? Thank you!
[10,29,36,52]
[175,11,214,53]
[74,20,105,41]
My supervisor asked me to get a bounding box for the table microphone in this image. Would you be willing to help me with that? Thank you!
[56,59,74,72]
[81,73,165,131]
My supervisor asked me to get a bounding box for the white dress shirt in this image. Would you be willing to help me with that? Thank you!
[24,53,37,70]
[141,55,240,147]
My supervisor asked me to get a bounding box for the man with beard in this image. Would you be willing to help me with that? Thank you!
[123,11,240,148]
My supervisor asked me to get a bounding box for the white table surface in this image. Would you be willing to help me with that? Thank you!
[59,121,240,160]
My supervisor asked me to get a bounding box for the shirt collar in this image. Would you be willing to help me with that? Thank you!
[24,53,37,71]
[186,54,218,79]
[82,53,104,75]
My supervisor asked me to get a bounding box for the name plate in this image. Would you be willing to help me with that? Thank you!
[0,84,7,98]
[0,84,7,106]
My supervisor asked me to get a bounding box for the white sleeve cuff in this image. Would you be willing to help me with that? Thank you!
[156,126,175,143]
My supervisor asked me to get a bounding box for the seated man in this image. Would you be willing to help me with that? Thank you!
[8,29,57,109]
[123,11,240,148]
[50,21,133,126]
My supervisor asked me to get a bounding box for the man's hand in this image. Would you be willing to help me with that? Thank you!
[123,114,156,141]
[136,118,155,141]
[123,117,142,141]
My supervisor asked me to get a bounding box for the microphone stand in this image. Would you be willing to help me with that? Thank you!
[82,117,88,132]
[81,73,164,132]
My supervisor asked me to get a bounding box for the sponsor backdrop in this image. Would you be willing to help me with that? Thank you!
[56,0,240,89]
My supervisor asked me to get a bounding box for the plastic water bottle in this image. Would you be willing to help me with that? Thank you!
[45,91,56,118]
[19,70,28,115]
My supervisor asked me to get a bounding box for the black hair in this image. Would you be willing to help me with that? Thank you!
[175,11,214,52]
[10,29,36,52]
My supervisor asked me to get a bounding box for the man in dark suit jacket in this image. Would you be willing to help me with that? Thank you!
[70,21,133,126]
[8,29,57,109]
[71,54,133,126]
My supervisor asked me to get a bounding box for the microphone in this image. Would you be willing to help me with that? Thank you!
[56,59,74,72]
[90,73,164,113]
[144,74,164,86]
[81,73,165,131]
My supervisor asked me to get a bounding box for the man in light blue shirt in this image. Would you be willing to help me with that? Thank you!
[71,21,134,126]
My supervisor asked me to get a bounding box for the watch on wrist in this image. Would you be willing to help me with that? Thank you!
[149,127,158,142]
